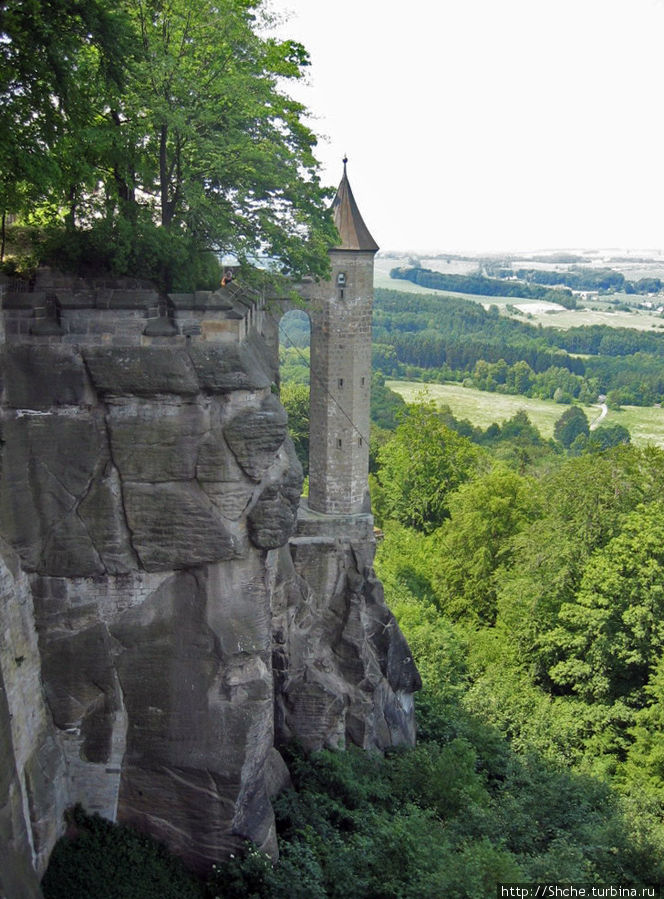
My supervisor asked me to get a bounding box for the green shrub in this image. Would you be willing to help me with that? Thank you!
[41,806,202,899]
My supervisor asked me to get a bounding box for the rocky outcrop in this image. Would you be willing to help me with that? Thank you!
[0,541,67,899]
[0,322,419,888]
[272,506,420,752]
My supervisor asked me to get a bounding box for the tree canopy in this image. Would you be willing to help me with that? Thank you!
[376,402,479,533]
[1,0,336,288]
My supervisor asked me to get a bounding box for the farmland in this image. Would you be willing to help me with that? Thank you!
[375,254,664,331]
[386,379,664,447]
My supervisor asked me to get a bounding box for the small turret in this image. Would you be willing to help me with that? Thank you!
[307,160,378,515]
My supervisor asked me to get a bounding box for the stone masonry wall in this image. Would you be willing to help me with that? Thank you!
[307,251,374,515]
[0,276,419,893]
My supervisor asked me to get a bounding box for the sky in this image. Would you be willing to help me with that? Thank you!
[267,0,664,254]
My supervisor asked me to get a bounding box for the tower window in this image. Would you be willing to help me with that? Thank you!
[338,378,344,388]
[358,437,363,447]
[361,377,366,387]
[337,438,342,449]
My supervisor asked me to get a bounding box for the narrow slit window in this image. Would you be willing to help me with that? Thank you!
[338,378,344,388]
[361,377,366,387]
[358,437,363,447]
[337,438,342,449]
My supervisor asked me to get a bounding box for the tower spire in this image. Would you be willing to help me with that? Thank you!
[331,160,378,253]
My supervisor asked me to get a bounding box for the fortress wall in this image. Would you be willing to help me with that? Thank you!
[0,272,419,890]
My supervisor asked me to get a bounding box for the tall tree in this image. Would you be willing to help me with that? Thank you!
[0,0,131,252]
[430,465,536,625]
[554,405,589,449]
[377,402,479,533]
[123,0,335,281]
[546,502,664,705]
[1,0,336,285]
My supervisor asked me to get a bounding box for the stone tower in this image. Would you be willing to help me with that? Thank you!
[307,160,379,515]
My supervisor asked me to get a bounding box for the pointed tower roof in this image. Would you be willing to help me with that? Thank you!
[331,158,379,252]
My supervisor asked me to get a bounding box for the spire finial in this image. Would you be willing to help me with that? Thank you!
[343,155,348,173]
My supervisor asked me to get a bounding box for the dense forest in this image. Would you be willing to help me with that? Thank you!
[392,263,664,299]
[373,288,664,407]
[512,266,662,295]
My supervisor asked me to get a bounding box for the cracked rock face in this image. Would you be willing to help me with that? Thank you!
[271,539,421,753]
[0,337,418,883]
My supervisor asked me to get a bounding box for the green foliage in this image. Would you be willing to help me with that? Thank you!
[545,502,664,705]
[0,0,132,226]
[376,402,479,532]
[279,344,310,385]
[370,371,407,430]
[3,0,335,286]
[574,423,631,455]
[391,265,577,307]
[41,806,202,899]
[513,265,653,294]
[429,466,537,624]
[374,288,664,407]
[554,405,590,448]
[622,657,664,802]
[281,381,309,475]
[39,211,222,289]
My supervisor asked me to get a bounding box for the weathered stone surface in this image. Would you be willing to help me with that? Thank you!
[39,623,120,762]
[122,481,242,571]
[0,278,420,890]
[188,342,270,394]
[143,316,178,337]
[112,564,276,872]
[0,543,67,889]
[0,413,110,575]
[84,347,199,396]
[272,534,420,752]
[224,395,288,481]
[2,345,91,410]
[0,680,44,899]
[78,465,136,574]
[247,441,302,549]
[107,398,209,482]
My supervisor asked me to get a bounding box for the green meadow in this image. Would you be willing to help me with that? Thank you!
[386,379,664,447]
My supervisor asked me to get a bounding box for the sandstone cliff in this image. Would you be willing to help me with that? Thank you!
[0,273,419,893]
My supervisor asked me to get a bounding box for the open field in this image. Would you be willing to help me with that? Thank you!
[386,380,664,447]
[506,303,664,331]
[375,256,664,331]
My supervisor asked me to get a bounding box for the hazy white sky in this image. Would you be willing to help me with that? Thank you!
[268,0,664,253]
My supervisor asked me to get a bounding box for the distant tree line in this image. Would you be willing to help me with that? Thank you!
[390,266,578,308]
[512,267,662,295]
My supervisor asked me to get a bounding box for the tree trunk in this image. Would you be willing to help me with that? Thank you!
[66,186,76,230]
[160,123,171,228]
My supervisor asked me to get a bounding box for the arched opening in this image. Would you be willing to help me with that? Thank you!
[279,309,311,476]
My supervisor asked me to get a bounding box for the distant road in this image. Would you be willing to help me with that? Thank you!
[589,403,608,431]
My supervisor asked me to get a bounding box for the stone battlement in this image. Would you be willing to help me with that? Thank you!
[0,268,264,347]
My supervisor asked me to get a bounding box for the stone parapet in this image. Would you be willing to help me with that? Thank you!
[0,277,263,348]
